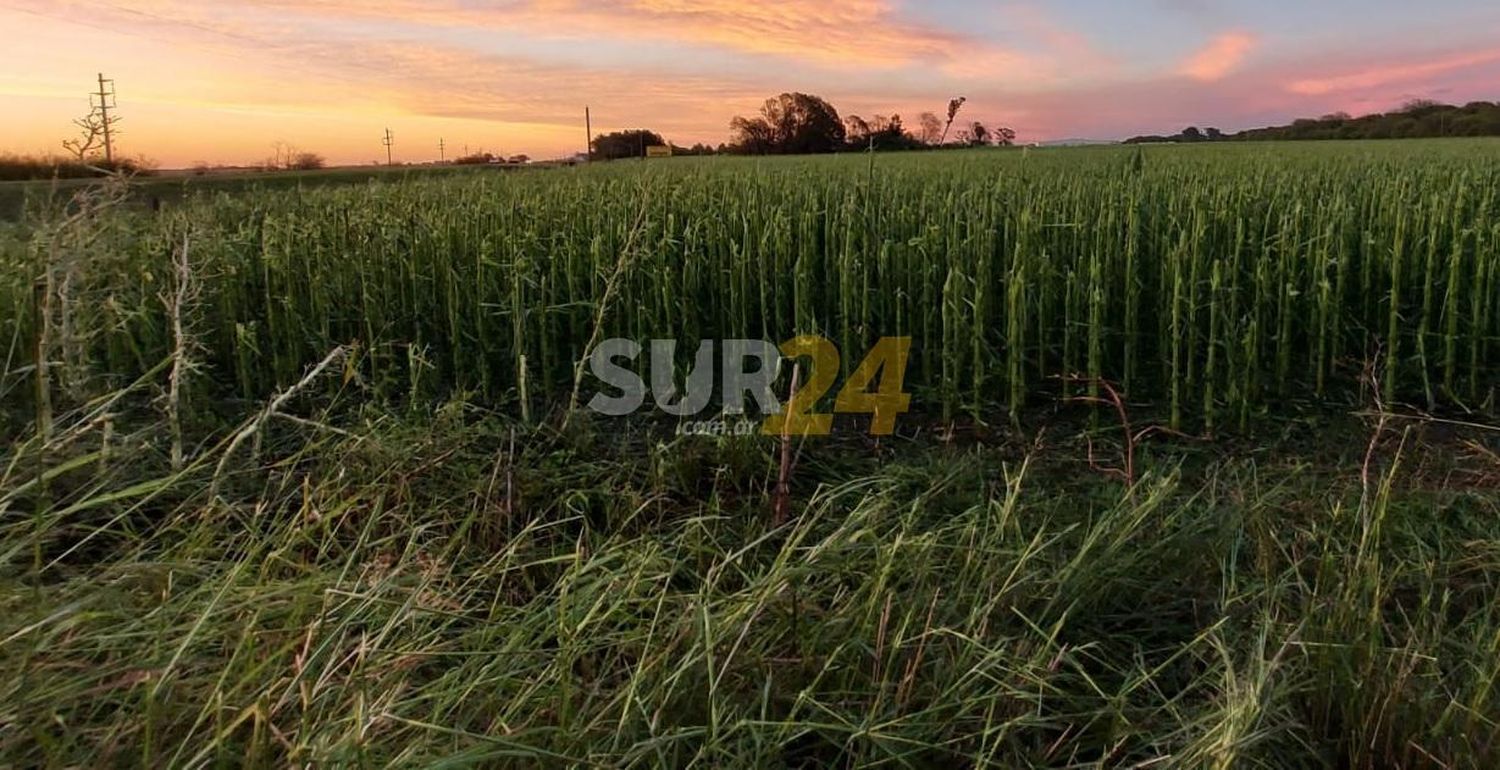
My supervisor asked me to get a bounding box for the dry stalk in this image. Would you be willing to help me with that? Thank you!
[1061,375,1136,493]
[1360,356,1392,514]
[562,188,652,431]
[772,362,801,526]
[211,346,347,499]
[165,233,199,472]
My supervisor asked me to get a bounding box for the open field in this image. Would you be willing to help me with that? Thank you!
[4,141,1498,426]
[3,141,1500,767]
[0,163,512,223]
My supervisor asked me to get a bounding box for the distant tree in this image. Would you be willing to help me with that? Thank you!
[260,141,326,171]
[1291,118,1324,135]
[668,143,716,156]
[1126,124,1229,143]
[725,93,1000,154]
[728,115,775,154]
[61,95,123,170]
[993,127,1018,146]
[0,153,128,181]
[1401,99,1445,114]
[1453,110,1500,136]
[1130,100,1500,143]
[969,121,991,146]
[454,151,498,165]
[291,152,326,170]
[844,115,872,146]
[730,93,844,154]
[594,129,667,160]
[918,112,943,145]
[62,111,110,163]
[855,114,921,151]
[263,140,297,171]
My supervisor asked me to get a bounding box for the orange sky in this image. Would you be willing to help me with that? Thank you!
[3,1,1499,167]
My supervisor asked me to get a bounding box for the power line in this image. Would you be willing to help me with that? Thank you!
[439,137,445,163]
[94,73,117,163]
[382,128,394,166]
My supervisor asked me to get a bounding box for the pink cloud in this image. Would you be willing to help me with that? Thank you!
[9,0,1500,164]
[1288,49,1500,96]
[938,4,1115,86]
[1179,31,1257,82]
[210,0,978,69]
[1007,3,1115,74]
[549,0,962,67]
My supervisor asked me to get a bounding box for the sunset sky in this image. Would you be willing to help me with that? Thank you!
[3,0,1499,167]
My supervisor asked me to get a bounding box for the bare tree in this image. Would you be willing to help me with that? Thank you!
[62,77,122,166]
[291,152,326,171]
[918,112,943,145]
[62,110,116,164]
[266,141,296,171]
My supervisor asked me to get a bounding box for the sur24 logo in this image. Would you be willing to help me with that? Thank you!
[586,336,911,435]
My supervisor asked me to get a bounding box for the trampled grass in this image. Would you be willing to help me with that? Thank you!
[3,413,1498,767]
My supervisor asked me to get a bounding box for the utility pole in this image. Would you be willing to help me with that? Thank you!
[584,106,593,162]
[94,73,116,163]
[382,128,394,166]
[439,138,445,163]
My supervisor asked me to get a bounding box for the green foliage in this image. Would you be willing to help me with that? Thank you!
[844,114,925,151]
[730,92,846,154]
[2,409,1498,766]
[1128,101,1500,143]
[0,153,149,182]
[452,151,499,165]
[734,95,1011,153]
[593,129,668,161]
[4,141,1496,431]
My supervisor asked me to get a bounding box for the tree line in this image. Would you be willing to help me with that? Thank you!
[1126,100,1500,144]
[592,92,1015,160]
